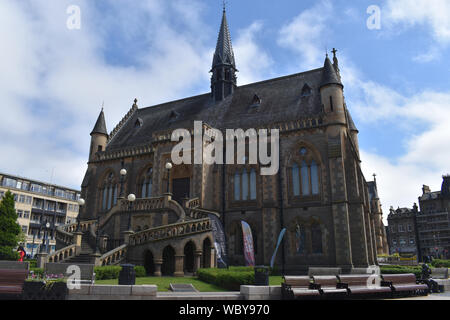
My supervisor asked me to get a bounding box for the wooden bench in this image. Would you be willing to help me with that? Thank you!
[338,275,392,297]
[312,276,348,297]
[308,267,341,277]
[282,276,321,300]
[432,268,449,279]
[381,274,428,296]
[0,269,28,298]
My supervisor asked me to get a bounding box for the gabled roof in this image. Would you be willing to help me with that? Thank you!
[320,55,342,89]
[212,9,236,69]
[91,110,108,136]
[106,68,325,150]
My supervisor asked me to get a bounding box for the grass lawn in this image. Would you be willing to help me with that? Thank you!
[96,276,285,292]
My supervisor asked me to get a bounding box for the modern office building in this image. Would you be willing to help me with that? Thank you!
[0,172,80,257]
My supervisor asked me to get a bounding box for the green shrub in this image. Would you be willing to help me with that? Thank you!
[431,259,450,268]
[134,266,146,278]
[380,265,422,278]
[94,265,148,280]
[25,259,37,268]
[94,266,122,280]
[197,267,255,291]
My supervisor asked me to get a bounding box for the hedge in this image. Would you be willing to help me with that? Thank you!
[94,265,147,280]
[380,265,422,278]
[197,268,255,291]
[431,259,450,268]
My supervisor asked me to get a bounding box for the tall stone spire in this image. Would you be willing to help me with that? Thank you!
[320,54,342,89]
[211,7,237,102]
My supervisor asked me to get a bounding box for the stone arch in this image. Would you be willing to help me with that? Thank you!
[202,238,212,268]
[161,245,175,276]
[183,241,196,274]
[144,249,155,276]
[98,168,119,213]
[137,164,154,199]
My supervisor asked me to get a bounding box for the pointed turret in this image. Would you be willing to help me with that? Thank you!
[211,8,237,102]
[320,55,342,89]
[90,109,108,136]
[89,109,108,162]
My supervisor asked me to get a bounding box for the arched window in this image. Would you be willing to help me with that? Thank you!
[101,172,118,212]
[311,223,323,254]
[290,147,321,198]
[295,224,306,254]
[234,168,257,201]
[140,167,153,198]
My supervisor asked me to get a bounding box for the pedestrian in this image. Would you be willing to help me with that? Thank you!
[17,246,26,262]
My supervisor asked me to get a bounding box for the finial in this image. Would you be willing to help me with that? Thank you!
[134,98,138,105]
[223,0,226,12]
[373,173,377,181]
[101,101,104,111]
[332,48,338,58]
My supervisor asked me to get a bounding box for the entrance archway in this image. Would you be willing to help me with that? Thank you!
[161,246,175,276]
[144,250,155,276]
[202,238,212,268]
[184,241,196,273]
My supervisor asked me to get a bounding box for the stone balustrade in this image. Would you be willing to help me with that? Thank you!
[185,198,200,209]
[130,218,211,246]
[121,197,165,212]
[99,244,128,266]
[47,244,77,263]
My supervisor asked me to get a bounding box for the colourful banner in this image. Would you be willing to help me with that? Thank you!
[270,228,286,269]
[209,214,228,268]
[241,221,255,267]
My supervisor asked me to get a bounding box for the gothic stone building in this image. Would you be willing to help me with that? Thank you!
[75,10,381,275]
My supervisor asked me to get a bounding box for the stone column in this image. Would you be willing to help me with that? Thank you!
[174,255,185,277]
[122,230,134,245]
[194,250,202,273]
[73,232,83,255]
[210,248,216,268]
[36,252,48,269]
[154,258,163,277]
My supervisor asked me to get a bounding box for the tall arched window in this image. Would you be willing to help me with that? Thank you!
[101,172,118,212]
[140,167,153,198]
[234,168,257,201]
[290,147,321,198]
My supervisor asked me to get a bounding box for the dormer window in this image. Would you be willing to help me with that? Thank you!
[250,94,261,108]
[135,118,143,128]
[169,111,180,122]
[301,84,312,97]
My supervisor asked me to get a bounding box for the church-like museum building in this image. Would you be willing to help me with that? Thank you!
[62,9,388,276]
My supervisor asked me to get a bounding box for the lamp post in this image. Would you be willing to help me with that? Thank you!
[120,168,127,198]
[165,162,173,194]
[76,198,85,232]
[127,194,136,232]
[44,221,50,253]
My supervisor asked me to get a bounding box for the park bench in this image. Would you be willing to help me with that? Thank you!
[337,274,392,297]
[0,269,28,298]
[282,276,321,299]
[308,267,341,277]
[431,268,449,279]
[381,274,428,296]
[312,276,348,297]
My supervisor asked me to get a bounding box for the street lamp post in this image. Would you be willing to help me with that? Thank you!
[165,162,173,194]
[127,194,136,232]
[120,168,127,198]
[76,198,85,232]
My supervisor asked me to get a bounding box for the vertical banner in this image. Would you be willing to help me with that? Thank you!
[208,214,228,268]
[270,228,286,269]
[241,221,255,267]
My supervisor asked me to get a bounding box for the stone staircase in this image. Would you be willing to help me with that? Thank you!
[64,233,96,264]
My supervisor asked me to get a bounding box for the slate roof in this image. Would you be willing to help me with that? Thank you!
[346,108,358,132]
[419,191,440,201]
[91,110,108,136]
[106,68,325,151]
[368,181,379,200]
[212,10,236,69]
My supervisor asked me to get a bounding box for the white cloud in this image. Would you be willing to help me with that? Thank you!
[278,0,333,70]
[234,21,273,85]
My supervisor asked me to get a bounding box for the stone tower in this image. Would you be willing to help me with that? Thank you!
[89,109,108,162]
[211,8,237,102]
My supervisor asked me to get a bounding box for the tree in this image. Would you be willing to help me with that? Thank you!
[0,191,21,260]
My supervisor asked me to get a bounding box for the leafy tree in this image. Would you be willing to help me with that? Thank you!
[0,191,21,260]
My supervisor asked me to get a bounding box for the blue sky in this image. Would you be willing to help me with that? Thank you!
[1,0,449,221]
